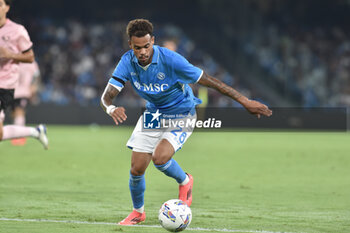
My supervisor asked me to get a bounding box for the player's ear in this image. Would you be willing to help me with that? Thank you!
[5,4,10,14]
[128,40,132,49]
[151,36,155,45]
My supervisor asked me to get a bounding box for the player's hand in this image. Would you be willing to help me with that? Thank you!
[110,107,127,125]
[241,99,272,119]
[0,47,13,59]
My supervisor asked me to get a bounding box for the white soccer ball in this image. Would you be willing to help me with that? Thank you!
[158,199,192,232]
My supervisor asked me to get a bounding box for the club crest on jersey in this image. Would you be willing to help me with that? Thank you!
[2,36,10,41]
[157,72,166,80]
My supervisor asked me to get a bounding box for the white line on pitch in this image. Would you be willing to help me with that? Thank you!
[0,217,298,233]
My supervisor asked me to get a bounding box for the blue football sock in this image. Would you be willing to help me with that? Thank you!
[129,173,145,209]
[154,159,187,184]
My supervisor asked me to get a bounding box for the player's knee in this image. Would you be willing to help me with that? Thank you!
[130,166,146,176]
[0,111,5,122]
[152,153,170,166]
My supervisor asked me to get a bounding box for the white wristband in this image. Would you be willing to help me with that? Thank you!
[106,105,117,116]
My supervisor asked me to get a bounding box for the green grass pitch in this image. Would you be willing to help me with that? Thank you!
[0,126,349,233]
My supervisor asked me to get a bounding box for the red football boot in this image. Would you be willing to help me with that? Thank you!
[11,138,27,146]
[118,210,146,225]
[179,173,193,206]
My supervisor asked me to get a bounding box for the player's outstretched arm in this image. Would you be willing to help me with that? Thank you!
[197,72,272,118]
[0,47,34,63]
[100,83,127,125]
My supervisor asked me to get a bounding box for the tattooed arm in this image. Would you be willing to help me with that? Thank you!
[197,72,272,118]
[100,83,127,125]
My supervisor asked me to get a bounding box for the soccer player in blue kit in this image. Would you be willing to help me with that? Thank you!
[101,19,272,225]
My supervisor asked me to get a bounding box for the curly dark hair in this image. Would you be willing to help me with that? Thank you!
[126,19,153,39]
[5,0,12,6]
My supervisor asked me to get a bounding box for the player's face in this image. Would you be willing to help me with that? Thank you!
[0,0,9,22]
[129,34,154,66]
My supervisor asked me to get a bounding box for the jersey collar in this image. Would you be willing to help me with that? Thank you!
[151,45,160,64]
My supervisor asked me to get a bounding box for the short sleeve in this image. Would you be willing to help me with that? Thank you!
[109,55,130,88]
[173,52,203,84]
[17,26,33,52]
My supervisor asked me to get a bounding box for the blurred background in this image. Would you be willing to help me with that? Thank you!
[6,0,350,128]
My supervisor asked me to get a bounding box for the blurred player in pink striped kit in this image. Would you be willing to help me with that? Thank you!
[11,61,40,146]
[0,0,48,149]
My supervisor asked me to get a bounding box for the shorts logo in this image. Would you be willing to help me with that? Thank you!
[157,72,165,80]
[143,109,162,129]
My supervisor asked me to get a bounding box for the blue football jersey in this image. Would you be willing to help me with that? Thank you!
[108,45,203,114]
